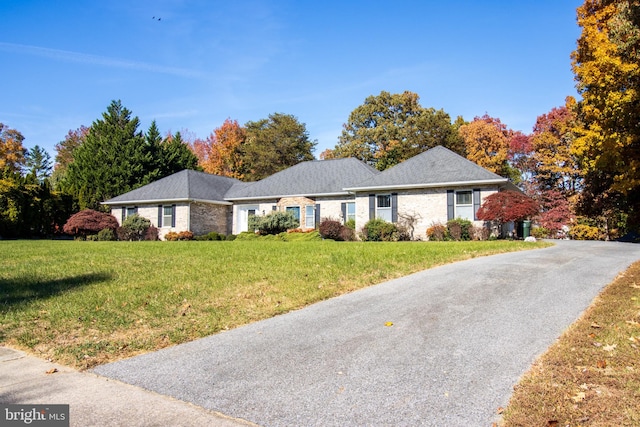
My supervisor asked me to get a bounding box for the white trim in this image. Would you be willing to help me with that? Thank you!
[344,179,508,192]
[103,198,232,206]
[225,191,351,201]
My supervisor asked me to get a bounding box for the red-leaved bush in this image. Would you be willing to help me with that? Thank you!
[476,191,539,224]
[63,209,119,237]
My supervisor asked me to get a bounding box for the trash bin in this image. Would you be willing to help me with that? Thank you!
[522,220,531,238]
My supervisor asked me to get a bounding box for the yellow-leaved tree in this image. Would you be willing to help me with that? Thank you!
[572,0,640,230]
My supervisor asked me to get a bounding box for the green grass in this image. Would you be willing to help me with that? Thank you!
[0,239,547,369]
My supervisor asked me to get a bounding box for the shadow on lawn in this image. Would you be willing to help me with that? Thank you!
[0,272,113,311]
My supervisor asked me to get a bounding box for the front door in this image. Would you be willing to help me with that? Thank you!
[237,205,259,233]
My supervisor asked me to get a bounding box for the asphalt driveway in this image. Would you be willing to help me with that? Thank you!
[93,240,640,426]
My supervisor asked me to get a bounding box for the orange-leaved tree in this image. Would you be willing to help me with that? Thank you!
[191,118,246,179]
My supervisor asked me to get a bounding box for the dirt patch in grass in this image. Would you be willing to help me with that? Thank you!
[499,261,640,427]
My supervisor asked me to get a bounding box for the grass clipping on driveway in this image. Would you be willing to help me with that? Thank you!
[500,260,640,427]
[1,239,543,369]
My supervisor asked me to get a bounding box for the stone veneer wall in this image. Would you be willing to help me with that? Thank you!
[190,202,231,236]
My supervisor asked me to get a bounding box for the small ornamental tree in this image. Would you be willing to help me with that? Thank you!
[63,209,119,238]
[476,191,539,234]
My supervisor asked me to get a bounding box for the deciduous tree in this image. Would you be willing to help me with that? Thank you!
[331,91,465,170]
[242,113,316,181]
[63,209,119,238]
[192,118,246,178]
[0,123,26,173]
[572,0,640,228]
[531,104,581,194]
[459,115,513,178]
[476,190,540,225]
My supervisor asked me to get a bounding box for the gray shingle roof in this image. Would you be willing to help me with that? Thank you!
[345,146,508,190]
[103,170,242,205]
[224,158,379,200]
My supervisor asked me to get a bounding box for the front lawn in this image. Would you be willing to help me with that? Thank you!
[1,239,544,369]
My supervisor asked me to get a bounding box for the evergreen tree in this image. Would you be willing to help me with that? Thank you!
[24,145,52,183]
[161,131,200,176]
[66,100,150,210]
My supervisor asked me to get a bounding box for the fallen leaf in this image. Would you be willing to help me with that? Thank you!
[597,359,607,369]
[588,332,596,338]
[571,391,586,403]
[626,320,640,327]
[547,420,559,427]
[496,406,504,414]
[603,344,617,352]
[384,321,394,327]
[591,322,602,328]
[593,342,602,347]
[45,368,58,374]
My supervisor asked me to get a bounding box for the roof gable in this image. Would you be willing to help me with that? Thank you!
[224,158,379,200]
[103,170,242,204]
[346,146,507,190]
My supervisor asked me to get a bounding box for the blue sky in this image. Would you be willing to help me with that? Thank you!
[1,0,581,160]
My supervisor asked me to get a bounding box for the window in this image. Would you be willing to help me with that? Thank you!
[376,195,392,222]
[162,205,174,227]
[126,207,137,218]
[305,205,315,229]
[286,206,301,224]
[346,202,356,223]
[455,191,473,220]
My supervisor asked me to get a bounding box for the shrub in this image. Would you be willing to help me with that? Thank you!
[144,226,159,241]
[447,218,472,241]
[470,225,489,241]
[531,227,550,239]
[426,222,447,241]
[319,219,344,240]
[249,211,299,235]
[165,231,194,241]
[195,231,224,241]
[97,228,116,241]
[117,214,151,241]
[569,224,602,240]
[339,226,356,241]
[360,218,399,242]
[63,209,119,238]
[345,219,356,230]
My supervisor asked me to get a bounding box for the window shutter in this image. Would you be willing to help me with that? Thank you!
[134,206,138,214]
[391,193,398,223]
[369,194,375,220]
[473,189,481,220]
[157,205,162,227]
[447,190,454,220]
[341,203,346,223]
[315,204,320,228]
[121,207,125,223]
[171,204,176,228]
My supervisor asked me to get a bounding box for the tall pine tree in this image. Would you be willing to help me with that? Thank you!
[66,100,151,210]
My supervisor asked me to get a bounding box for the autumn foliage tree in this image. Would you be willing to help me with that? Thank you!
[530,103,581,194]
[192,118,246,179]
[0,123,26,173]
[572,0,640,229]
[63,209,119,238]
[459,115,515,180]
[476,191,540,228]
